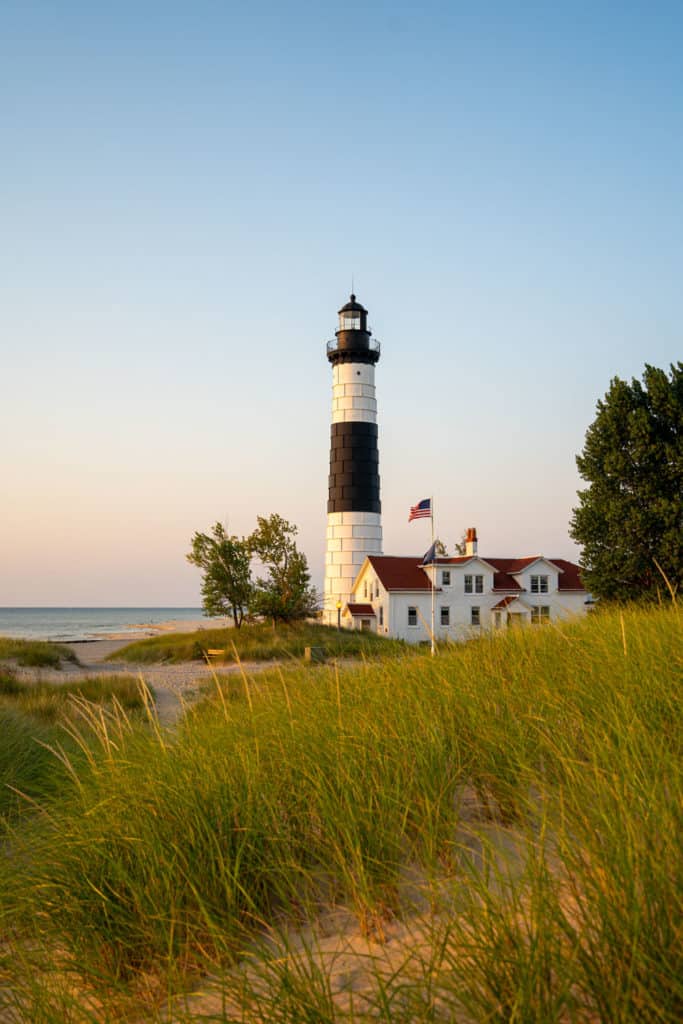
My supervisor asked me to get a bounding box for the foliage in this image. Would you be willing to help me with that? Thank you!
[0,636,78,669]
[186,515,319,626]
[570,362,683,601]
[110,621,406,664]
[2,604,681,1023]
[186,523,252,627]
[249,513,319,623]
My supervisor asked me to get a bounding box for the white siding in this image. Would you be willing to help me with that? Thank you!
[331,363,377,424]
[373,557,588,644]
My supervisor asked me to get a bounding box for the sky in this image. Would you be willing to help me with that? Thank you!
[1,1,681,605]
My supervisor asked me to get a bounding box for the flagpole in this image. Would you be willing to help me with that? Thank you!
[431,495,435,657]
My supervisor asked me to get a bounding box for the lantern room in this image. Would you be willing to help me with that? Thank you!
[337,295,367,334]
[326,294,380,365]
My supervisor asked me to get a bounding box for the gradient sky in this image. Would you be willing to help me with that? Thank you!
[1,1,681,605]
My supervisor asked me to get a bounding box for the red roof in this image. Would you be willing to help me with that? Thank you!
[367,556,434,591]
[364,555,584,593]
[346,603,375,616]
[484,557,585,591]
[546,559,584,591]
[491,572,523,592]
[424,555,524,592]
[492,595,520,609]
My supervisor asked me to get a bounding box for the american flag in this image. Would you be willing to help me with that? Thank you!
[408,498,432,522]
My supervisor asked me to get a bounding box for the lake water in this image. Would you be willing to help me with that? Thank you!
[0,608,208,642]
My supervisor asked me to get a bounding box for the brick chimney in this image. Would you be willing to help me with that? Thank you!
[465,527,478,557]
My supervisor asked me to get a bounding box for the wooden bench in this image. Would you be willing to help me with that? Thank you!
[206,648,226,661]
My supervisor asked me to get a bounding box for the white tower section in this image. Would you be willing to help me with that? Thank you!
[324,295,383,625]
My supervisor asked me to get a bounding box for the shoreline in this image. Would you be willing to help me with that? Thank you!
[26,617,232,645]
[0,610,233,645]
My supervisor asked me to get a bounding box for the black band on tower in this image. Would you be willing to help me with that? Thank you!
[328,422,381,514]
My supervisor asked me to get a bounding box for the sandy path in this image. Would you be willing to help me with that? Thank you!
[12,639,264,726]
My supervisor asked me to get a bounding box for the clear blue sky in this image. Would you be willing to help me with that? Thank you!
[1,1,681,604]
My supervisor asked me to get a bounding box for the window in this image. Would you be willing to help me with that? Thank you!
[465,574,484,594]
[340,312,361,330]
[361,619,371,631]
[441,570,451,586]
[471,607,481,626]
[440,606,450,626]
[379,606,384,626]
[530,575,549,594]
[375,580,379,598]
[408,606,418,626]
[531,606,550,624]
[363,580,368,598]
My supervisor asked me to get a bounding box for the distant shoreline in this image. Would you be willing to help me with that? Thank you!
[0,609,229,644]
[59,617,232,644]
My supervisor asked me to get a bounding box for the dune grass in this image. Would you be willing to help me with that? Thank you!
[1,604,681,1022]
[0,673,154,824]
[110,620,408,664]
[0,635,79,669]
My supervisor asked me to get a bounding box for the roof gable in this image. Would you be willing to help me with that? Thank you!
[351,557,373,594]
[510,556,563,575]
[433,556,499,573]
[492,595,531,610]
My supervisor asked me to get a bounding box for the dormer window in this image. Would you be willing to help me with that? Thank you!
[530,575,549,594]
[340,311,361,331]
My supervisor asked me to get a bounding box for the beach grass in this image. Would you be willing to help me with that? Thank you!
[109,620,408,665]
[0,673,154,824]
[0,635,79,669]
[1,603,681,1022]
[0,670,151,722]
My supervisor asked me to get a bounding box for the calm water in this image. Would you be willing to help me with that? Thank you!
[0,608,207,642]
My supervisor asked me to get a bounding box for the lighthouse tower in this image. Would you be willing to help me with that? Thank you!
[323,295,383,624]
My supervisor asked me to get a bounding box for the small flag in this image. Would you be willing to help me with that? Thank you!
[409,498,432,522]
[421,540,438,565]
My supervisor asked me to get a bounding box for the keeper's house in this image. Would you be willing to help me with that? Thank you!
[343,528,588,642]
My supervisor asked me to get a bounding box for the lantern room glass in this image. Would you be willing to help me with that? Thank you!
[340,311,361,331]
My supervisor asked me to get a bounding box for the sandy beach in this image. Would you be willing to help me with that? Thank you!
[69,615,231,643]
[11,618,250,725]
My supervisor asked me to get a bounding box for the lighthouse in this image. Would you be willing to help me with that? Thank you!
[323,294,383,624]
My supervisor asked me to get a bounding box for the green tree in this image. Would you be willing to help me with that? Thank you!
[249,514,319,623]
[186,523,252,627]
[570,362,683,602]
